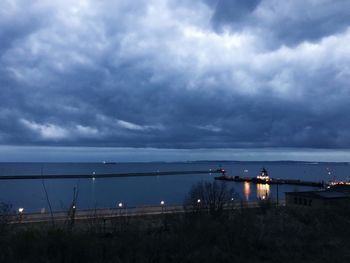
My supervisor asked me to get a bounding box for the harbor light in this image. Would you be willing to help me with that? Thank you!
[72,205,76,209]
[160,200,165,206]
[118,202,123,208]
[257,168,271,182]
[18,208,24,214]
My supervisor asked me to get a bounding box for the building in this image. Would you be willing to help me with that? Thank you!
[285,185,350,209]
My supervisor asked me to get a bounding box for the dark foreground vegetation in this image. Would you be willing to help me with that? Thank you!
[1,183,350,263]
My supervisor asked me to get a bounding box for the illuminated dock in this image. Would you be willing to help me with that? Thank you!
[214,168,324,187]
[215,175,324,187]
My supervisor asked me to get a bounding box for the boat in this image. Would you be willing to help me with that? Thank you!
[251,167,271,184]
[102,161,117,165]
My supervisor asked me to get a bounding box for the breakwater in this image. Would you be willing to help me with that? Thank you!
[0,170,220,180]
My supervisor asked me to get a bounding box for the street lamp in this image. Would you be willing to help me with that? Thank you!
[18,208,24,222]
[117,202,123,216]
[196,199,202,212]
[231,197,235,210]
[160,200,165,213]
[276,180,279,206]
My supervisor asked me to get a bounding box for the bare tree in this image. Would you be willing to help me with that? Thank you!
[184,181,235,216]
[67,185,79,230]
[42,179,55,227]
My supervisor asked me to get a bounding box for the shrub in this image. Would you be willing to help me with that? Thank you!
[0,202,13,233]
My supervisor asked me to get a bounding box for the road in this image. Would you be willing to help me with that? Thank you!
[8,201,285,224]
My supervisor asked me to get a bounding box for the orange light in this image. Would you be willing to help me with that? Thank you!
[244,182,250,201]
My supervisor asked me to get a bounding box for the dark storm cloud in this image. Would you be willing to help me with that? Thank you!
[0,8,42,54]
[208,0,262,26]
[208,0,350,46]
[1,0,350,150]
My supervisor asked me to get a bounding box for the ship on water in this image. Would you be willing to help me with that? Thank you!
[251,167,271,184]
[102,161,117,165]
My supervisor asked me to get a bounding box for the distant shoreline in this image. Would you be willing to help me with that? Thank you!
[0,160,349,164]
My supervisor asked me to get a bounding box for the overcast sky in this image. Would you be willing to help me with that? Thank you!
[1,0,350,161]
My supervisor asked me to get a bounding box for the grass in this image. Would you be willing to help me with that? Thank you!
[1,204,350,263]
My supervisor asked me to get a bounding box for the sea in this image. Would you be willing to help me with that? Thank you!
[0,161,349,212]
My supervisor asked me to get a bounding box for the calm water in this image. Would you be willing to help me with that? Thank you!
[0,161,349,212]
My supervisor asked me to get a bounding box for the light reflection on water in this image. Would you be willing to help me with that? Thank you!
[243,182,271,201]
[256,183,270,200]
[244,182,251,201]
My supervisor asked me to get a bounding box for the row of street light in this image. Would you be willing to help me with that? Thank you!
[17,198,238,214]
[16,197,239,222]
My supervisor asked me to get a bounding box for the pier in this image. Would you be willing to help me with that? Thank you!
[214,168,325,187]
[215,175,324,187]
[0,170,220,180]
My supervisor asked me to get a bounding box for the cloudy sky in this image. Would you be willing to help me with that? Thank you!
[1,0,350,161]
